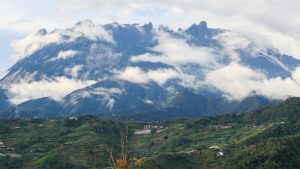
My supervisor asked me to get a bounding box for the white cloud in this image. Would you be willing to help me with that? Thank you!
[89,87,123,111]
[51,50,78,61]
[205,63,265,99]
[213,31,254,62]
[2,0,300,63]
[205,63,300,100]
[43,0,300,60]
[67,86,123,108]
[292,67,300,85]
[87,43,121,68]
[107,98,115,111]
[11,20,114,60]
[74,20,114,42]
[117,67,179,85]
[7,76,95,104]
[91,87,123,96]
[11,30,63,60]
[0,71,8,80]
[131,31,219,68]
[64,65,83,78]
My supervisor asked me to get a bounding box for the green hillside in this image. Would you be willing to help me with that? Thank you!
[0,98,300,169]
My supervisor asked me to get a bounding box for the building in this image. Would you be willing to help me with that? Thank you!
[209,145,219,149]
[135,124,165,135]
[69,116,78,121]
[143,124,164,130]
[217,151,224,157]
[186,148,201,156]
[0,141,4,148]
[144,125,151,130]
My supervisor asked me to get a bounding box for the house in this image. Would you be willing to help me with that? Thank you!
[135,124,165,135]
[143,124,164,130]
[69,116,78,121]
[186,148,201,156]
[209,145,219,149]
[6,153,22,158]
[144,125,151,130]
[0,141,4,148]
[217,151,224,157]
[209,125,232,129]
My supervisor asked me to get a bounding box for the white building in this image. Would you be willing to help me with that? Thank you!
[217,151,224,156]
[209,145,219,149]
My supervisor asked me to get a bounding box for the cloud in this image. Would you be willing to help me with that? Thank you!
[41,0,300,59]
[7,76,95,104]
[131,31,219,68]
[74,20,114,42]
[3,0,300,79]
[87,43,121,69]
[0,71,8,80]
[91,87,122,111]
[68,86,123,110]
[11,20,114,60]
[205,63,300,100]
[50,50,78,61]
[64,65,83,78]
[117,67,179,85]
[11,29,62,60]
[213,31,254,62]
[2,0,300,61]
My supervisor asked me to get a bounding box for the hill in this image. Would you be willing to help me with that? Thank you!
[0,97,299,168]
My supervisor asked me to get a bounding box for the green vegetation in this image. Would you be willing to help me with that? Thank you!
[0,98,300,168]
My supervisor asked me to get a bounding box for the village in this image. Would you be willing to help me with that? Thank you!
[132,123,225,159]
[0,140,22,158]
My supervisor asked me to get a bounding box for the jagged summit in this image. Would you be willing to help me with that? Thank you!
[75,19,95,26]
[186,21,209,36]
[142,22,153,31]
[36,28,47,36]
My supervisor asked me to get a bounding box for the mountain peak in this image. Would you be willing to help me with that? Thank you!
[36,28,47,36]
[142,22,153,31]
[199,21,208,29]
[75,19,95,27]
[186,21,208,36]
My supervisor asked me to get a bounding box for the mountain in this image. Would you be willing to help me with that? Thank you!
[0,20,299,118]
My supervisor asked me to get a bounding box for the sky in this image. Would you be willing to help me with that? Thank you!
[1,0,300,75]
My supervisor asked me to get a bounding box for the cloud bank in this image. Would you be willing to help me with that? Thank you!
[117,67,179,86]
[123,29,300,101]
[7,77,95,104]
[131,32,219,68]
[205,63,300,100]
[11,20,114,60]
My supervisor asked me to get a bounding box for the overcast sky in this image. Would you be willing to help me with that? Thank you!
[1,0,300,74]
